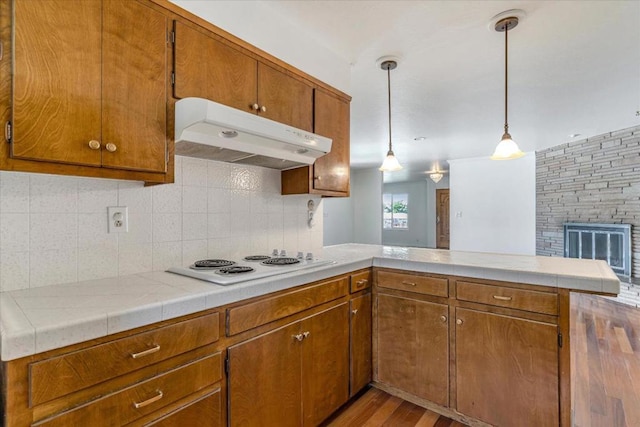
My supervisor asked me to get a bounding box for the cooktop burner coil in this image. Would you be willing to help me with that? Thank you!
[191,259,235,270]
[244,255,272,261]
[216,266,255,275]
[261,257,301,266]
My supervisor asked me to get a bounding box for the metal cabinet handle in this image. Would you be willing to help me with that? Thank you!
[293,333,305,342]
[260,105,267,112]
[352,308,358,315]
[402,281,417,286]
[355,279,368,288]
[303,331,310,338]
[130,344,160,359]
[493,295,513,301]
[105,142,117,152]
[88,140,101,150]
[440,315,447,323]
[133,390,163,409]
[251,103,259,111]
[314,176,322,181]
[456,319,463,325]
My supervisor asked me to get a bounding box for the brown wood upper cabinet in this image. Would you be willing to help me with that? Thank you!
[281,90,350,197]
[173,21,312,132]
[12,0,168,174]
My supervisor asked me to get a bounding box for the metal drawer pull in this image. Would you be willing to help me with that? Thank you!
[352,308,358,315]
[440,315,447,323]
[493,295,513,301]
[303,331,310,338]
[456,319,463,325]
[402,281,417,286]
[130,344,161,359]
[356,279,368,287]
[133,390,163,409]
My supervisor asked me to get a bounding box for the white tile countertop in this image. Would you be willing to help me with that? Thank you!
[0,244,620,361]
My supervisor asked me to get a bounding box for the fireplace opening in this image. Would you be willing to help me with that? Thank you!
[564,223,631,278]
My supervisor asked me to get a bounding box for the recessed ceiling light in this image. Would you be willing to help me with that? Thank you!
[414,137,426,141]
[569,133,581,138]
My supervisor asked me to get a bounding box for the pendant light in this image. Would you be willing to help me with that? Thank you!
[491,16,525,160]
[379,58,403,171]
[429,172,444,184]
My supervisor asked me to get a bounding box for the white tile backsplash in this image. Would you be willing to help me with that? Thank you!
[0,172,29,213]
[0,157,322,291]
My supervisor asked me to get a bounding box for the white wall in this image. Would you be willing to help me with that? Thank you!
[0,157,322,291]
[170,1,351,94]
[448,155,536,255]
[322,196,354,246]
[352,168,383,245]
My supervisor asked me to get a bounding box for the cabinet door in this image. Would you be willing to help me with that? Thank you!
[313,90,350,194]
[377,294,449,406]
[12,0,102,166]
[301,303,349,427]
[228,321,303,427]
[350,293,372,396]
[102,0,167,172]
[257,63,313,132]
[143,390,221,427]
[173,21,257,113]
[456,308,559,426]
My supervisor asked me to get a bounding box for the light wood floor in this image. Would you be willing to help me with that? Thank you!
[325,294,640,427]
[324,387,462,427]
[572,293,640,427]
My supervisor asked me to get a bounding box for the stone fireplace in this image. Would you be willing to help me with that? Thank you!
[536,124,640,307]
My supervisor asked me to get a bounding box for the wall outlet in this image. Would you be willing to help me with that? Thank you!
[107,206,129,233]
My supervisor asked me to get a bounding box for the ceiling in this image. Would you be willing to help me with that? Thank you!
[259,1,640,183]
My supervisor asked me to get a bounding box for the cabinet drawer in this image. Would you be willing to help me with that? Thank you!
[456,281,558,315]
[141,389,221,427]
[350,270,371,293]
[227,276,348,335]
[34,353,221,427]
[30,312,220,406]
[377,271,448,297]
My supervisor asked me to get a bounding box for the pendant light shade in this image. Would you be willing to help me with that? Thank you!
[381,150,403,172]
[379,58,403,172]
[491,16,525,160]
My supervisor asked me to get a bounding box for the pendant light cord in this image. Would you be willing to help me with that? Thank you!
[387,66,393,153]
[504,23,509,135]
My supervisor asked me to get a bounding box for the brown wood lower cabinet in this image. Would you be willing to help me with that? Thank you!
[374,271,566,426]
[350,293,372,396]
[376,294,449,407]
[455,308,559,426]
[228,302,349,427]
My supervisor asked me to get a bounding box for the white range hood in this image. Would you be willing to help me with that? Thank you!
[174,97,332,170]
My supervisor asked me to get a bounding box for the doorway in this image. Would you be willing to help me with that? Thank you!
[436,189,450,249]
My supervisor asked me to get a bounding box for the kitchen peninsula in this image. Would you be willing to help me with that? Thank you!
[0,244,619,426]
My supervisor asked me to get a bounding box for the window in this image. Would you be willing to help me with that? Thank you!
[383,193,408,229]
